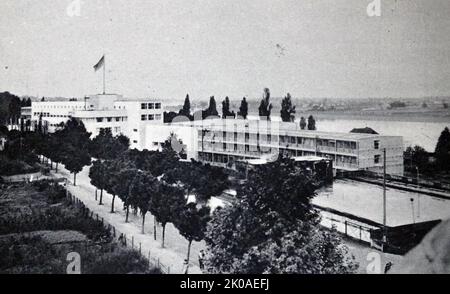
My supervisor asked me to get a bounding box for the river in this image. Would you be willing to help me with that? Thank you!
[246,114,448,151]
[316,119,449,152]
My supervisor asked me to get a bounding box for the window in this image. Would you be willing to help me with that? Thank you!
[133,129,138,132]
[141,114,147,121]
[107,117,112,122]
[374,155,381,164]
[155,114,162,120]
[148,103,155,109]
[374,140,380,150]
[155,103,161,109]
[223,143,226,150]
[141,103,148,110]
[153,142,159,146]
[148,114,154,120]
[133,140,138,144]
[114,127,121,133]
[96,118,103,123]
[116,117,120,122]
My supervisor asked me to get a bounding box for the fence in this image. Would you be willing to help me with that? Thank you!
[319,210,375,244]
[64,190,171,274]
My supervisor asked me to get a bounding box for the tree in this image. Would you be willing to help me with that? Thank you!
[175,202,211,264]
[47,134,65,172]
[258,88,272,120]
[105,159,134,213]
[164,160,230,203]
[54,118,92,185]
[307,115,316,130]
[90,128,129,160]
[300,117,307,130]
[150,183,186,247]
[221,97,235,119]
[63,143,91,186]
[404,145,430,173]
[8,96,21,123]
[280,93,296,122]
[435,127,450,171]
[179,94,191,117]
[238,97,248,119]
[89,160,109,205]
[203,156,357,274]
[112,167,139,218]
[164,111,178,123]
[202,96,219,119]
[129,171,159,234]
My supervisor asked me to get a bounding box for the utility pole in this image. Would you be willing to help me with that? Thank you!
[382,148,387,247]
[416,166,420,219]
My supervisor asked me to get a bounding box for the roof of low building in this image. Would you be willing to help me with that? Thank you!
[350,127,379,134]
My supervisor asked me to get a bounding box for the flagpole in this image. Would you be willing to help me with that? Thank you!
[103,55,106,95]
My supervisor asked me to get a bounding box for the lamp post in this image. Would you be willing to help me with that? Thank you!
[410,198,416,224]
[382,148,387,246]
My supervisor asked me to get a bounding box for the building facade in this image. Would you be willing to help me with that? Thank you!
[27,94,164,150]
[153,119,404,176]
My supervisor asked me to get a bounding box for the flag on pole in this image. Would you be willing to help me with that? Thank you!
[93,55,105,72]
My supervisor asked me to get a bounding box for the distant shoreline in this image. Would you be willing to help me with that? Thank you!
[249,110,450,124]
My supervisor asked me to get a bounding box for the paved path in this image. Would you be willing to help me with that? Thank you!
[51,163,204,274]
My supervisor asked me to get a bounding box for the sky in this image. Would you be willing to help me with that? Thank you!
[1,0,450,101]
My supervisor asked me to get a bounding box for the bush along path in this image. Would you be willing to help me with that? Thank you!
[50,162,203,274]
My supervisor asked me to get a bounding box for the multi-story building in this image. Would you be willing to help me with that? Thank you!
[27,94,164,150]
[31,100,87,132]
[149,118,404,176]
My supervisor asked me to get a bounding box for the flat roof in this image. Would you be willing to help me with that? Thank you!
[172,118,397,141]
[241,155,329,165]
[293,156,329,162]
[115,98,162,102]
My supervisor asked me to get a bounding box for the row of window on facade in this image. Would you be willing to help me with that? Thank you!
[202,131,362,150]
[95,117,127,123]
[34,112,70,118]
[34,104,83,109]
[96,127,122,133]
[141,114,162,121]
[141,103,162,110]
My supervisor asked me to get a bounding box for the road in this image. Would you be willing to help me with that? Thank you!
[51,163,203,274]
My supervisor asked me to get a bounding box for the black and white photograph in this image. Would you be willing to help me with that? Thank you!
[1,0,450,283]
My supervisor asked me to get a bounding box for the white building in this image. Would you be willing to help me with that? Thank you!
[145,118,405,176]
[27,94,164,150]
[31,100,87,132]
